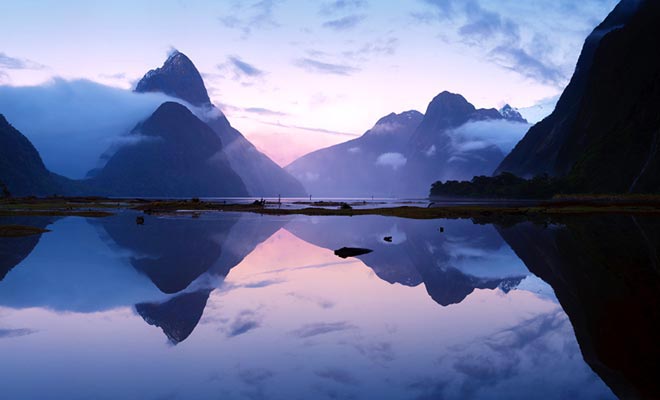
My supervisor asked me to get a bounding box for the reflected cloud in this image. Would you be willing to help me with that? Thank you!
[0,328,37,339]
[291,322,356,338]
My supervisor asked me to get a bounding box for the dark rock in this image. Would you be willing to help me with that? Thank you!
[334,247,373,259]
[383,236,393,242]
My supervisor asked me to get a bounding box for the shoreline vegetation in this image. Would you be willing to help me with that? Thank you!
[1,195,660,222]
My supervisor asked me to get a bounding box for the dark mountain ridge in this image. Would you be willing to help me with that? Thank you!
[89,102,248,197]
[496,0,660,193]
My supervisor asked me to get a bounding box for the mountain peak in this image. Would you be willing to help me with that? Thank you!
[419,91,477,131]
[499,104,528,123]
[135,51,211,107]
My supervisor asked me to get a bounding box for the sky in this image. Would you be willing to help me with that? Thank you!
[0,0,619,166]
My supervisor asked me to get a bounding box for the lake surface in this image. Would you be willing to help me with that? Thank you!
[0,211,657,399]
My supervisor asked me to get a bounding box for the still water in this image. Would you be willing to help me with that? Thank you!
[0,212,657,399]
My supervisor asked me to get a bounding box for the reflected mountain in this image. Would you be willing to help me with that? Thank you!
[498,216,660,399]
[136,289,213,344]
[285,216,528,306]
[0,216,55,281]
[0,213,287,344]
[94,212,288,342]
[97,213,238,294]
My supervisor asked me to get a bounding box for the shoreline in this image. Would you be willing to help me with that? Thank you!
[1,196,660,220]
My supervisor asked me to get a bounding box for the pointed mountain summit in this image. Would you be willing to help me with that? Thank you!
[496,0,660,193]
[136,51,306,197]
[90,102,247,196]
[499,104,527,123]
[135,50,211,107]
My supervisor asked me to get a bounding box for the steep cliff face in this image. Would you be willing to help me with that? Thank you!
[0,114,71,196]
[91,102,248,197]
[497,216,660,399]
[496,0,660,193]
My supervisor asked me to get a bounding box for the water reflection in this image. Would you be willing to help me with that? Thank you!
[0,211,656,399]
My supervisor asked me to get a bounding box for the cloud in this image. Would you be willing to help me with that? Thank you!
[376,152,407,170]
[227,56,264,77]
[294,58,359,75]
[458,0,519,42]
[0,52,45,70]
[446,119,530,154]
[219,0,281,38]
[319,0,367,16]
[227,310,261,337]
[322,14,366,30]
[0,79,175,178]
[0,328,36,338]
[243,107,287,117]
[290,321,356,338]
[414,0,611,87]
[489,46,565,85]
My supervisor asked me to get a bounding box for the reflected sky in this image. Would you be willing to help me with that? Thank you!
[0,213,617,399]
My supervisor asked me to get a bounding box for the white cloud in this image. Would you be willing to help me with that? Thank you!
[376,152,407,170]
[0,79,175,178]
[447,119,530,154]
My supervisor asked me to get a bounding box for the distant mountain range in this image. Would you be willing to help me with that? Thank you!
[287,91,528,197]
[496,0,660,193]
[4,0,659,198]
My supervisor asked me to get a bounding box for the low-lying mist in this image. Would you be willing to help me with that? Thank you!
[0,79,176,178]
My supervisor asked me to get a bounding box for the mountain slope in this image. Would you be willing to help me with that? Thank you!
[135,51,306,196]
[286,111,424,197]
[404,91,528,195]
[496,0,660,193]
[0,114,68,196]
[90,102,248,197]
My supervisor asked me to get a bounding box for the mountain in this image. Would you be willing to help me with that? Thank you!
[285,216,529,307]
[404,91,528,195]
[135,51,211,107]
[497,216,660,399]
[499,104,527,123]
[90,102,248,197]
[496,0,660,193]
[136,289,213,344]
[286,111,424,197]
[287,92,528,197]
[0,114,69,196]
[135,51,306,197]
